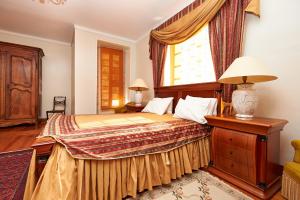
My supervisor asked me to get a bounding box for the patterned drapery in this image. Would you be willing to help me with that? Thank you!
[149,0,206,87]
[149,39,168,87]
[149,0,260,88]
[209,0,253,102]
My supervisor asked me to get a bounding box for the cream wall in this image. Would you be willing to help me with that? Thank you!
[0,30,72,118]
[243,0,300,164]
[136,34,154,102]
[73,25,136,114]
[135,0,300,165]
[1,0,297,165]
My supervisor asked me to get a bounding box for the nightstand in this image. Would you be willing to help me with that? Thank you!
[125,102,145,113]
[205,115,288,199]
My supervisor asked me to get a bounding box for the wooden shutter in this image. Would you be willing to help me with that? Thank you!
[99,47,123,110]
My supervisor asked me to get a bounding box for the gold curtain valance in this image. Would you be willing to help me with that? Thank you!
[150,0,260,45]
[245,0,260,17]
[150,0,225,45]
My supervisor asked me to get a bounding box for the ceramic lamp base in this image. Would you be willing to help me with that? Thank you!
[232,83,258,119]
[134,91,143,106]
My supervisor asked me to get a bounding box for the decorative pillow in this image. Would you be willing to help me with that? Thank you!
[142,97,173,115]
[173,98,210,124]
[185,95,218,115]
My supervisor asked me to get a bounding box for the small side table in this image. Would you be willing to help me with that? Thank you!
[125,102,145,113]
[205,115,288,199]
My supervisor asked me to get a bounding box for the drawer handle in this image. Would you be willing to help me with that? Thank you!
[229,138,233,142]
[229,151,233,155]
[231,164,234,168]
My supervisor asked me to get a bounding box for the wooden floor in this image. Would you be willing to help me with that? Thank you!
[0,123,285,200]
[0,123,43,152]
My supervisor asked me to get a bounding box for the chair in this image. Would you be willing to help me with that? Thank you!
[46,96,66,120]
[282,140,300,200]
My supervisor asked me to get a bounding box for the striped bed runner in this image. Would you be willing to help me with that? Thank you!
[41,114,210,160]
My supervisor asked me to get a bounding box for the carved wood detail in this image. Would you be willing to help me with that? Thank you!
[0,41,43,127]
[154,82,222,113]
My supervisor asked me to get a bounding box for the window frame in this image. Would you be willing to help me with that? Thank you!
[98,47,124,111]
[165,24,215,87]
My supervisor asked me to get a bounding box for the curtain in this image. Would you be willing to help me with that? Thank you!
[150,0,225,45]
[245,0,260,17]
[150,40,167,87]
[149,0,259,88]
[149,0,206,87]
[209,0,255,102]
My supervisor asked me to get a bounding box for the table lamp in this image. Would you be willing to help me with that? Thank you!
[218,56,278,118]
[129,78,148,106]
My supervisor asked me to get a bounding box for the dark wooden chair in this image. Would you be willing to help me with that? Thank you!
[46,96,66,120]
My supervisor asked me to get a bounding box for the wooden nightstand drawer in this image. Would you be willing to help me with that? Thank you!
[215,156,256,184]
[214,127,256,150]
[213,127,257,184]
[206,115,288,199]
[215,143,253,166]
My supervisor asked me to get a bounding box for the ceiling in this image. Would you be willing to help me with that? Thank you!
[0,0,194,43]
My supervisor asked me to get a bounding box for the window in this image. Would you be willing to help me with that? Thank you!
[164,24,216,86]
[98,47,124,110]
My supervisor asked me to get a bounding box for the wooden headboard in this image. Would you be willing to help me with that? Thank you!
[154,82,223,114]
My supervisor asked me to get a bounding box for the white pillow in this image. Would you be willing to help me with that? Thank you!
[173,99,190,120]
[153,97,174,114]
[185,95,218,115]
[142,97,173,115]
[173,98,210,124]
[152,97,173,114]
[166,101,173,114]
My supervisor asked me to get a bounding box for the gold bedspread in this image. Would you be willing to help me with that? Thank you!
[25,138,209,200]
[24,113,210,200]
[75,113,177,129]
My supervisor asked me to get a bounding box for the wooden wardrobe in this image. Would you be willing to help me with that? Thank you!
[0,42,44,127]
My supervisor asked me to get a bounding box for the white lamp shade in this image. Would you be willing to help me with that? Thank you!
[218,57,278,84]
[129,78,149,91]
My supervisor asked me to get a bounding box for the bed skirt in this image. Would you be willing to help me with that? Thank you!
[24,137,210,200]
[282,171,300,200]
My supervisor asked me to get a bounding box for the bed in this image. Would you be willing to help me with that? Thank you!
[25,82,222,200]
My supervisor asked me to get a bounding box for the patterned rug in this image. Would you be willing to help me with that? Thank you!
[127,170,252,200]
[0,149,33,200]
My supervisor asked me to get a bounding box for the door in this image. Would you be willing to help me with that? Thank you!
[5,49,36,120]
[99,47,124,110]
[0,51,6,120]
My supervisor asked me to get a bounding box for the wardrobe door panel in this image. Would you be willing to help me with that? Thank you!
[0,41,43,127]
[0,51,6,119]
[5,53,36,120]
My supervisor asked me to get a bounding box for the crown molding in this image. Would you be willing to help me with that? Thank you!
[74,24,136,44]
[0,29,71,46]
[136,31,150,43]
